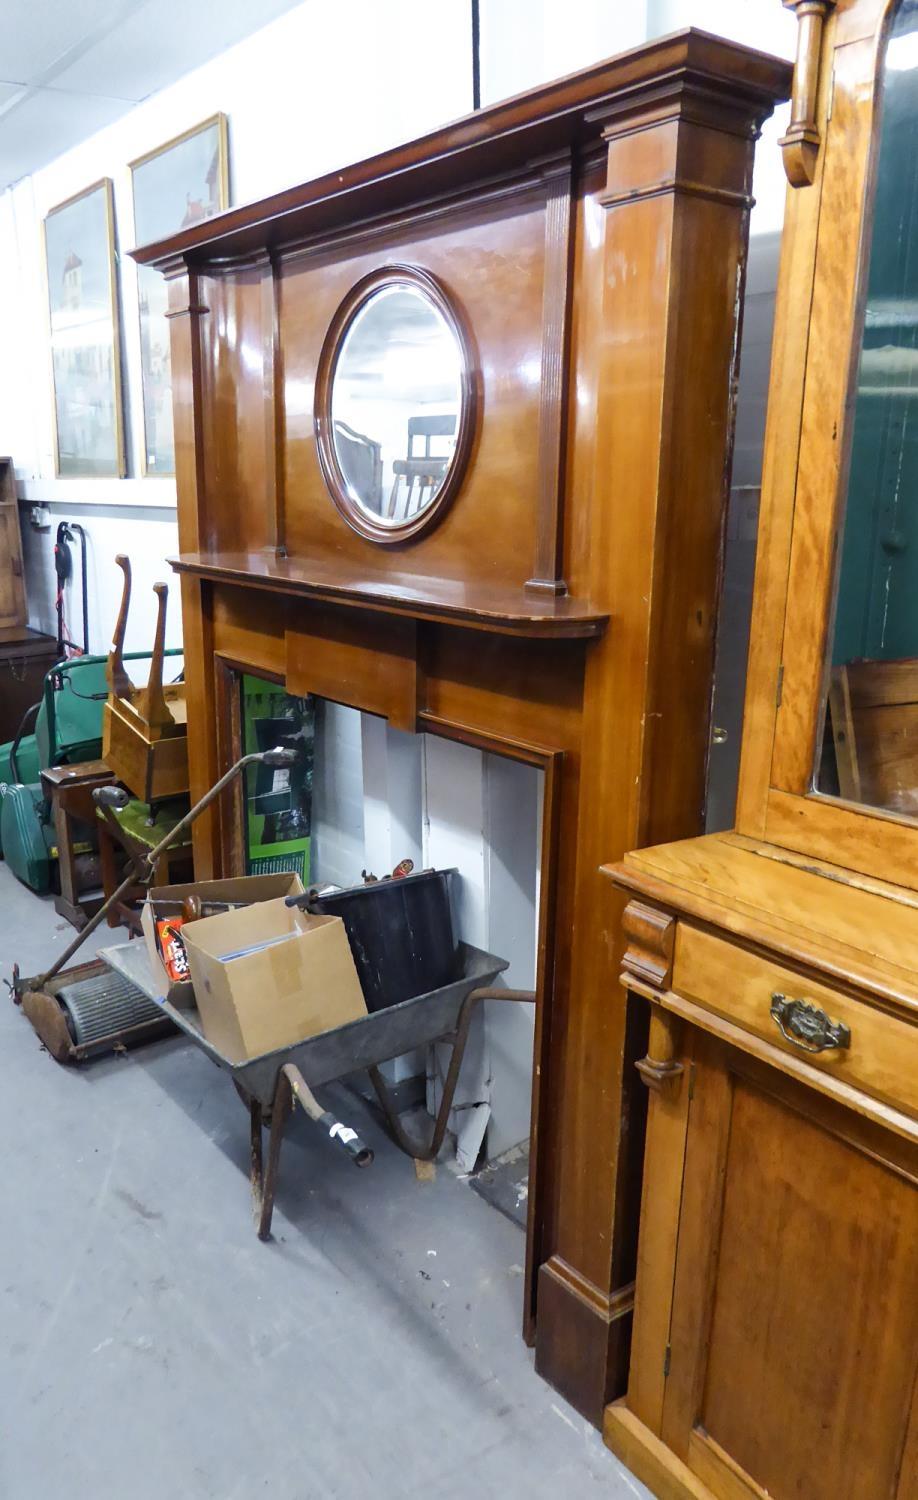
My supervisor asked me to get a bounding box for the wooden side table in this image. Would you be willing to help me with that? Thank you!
[40,759,116,930]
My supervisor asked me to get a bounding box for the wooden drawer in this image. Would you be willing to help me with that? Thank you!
[672,923,918,1120]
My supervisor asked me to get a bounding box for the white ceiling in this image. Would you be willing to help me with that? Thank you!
[0,0,305,191]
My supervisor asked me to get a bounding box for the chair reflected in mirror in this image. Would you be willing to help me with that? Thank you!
[386,413,456,522]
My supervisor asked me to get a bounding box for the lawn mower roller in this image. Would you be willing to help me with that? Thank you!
[10,746,298,1060]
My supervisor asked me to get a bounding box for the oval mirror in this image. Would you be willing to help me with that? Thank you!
[315,268,474,542]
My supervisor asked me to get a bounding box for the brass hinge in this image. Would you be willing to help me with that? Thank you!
[663,1343,672,1378]
[826,64,836,123]
[776,663,784,708]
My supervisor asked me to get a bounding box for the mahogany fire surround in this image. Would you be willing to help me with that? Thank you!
[134,31,791,1424]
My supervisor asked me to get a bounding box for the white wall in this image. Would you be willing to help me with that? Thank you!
[647,0,796,235]
[311,701,366,889]
[479,0,647,106]
[312,711,542,1163]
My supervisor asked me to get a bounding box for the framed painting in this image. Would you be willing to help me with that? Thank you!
[44,179,125,477]
[130,114,229,476]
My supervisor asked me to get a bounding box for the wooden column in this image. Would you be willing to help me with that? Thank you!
[534,59,773,1423]
[165,263,221,877]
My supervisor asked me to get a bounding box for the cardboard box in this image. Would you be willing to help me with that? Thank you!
[180,897,367,1063]
[141,872,306,1008]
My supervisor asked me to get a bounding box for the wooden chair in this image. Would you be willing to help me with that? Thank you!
[829,657,918,815]
[386,414,455,520]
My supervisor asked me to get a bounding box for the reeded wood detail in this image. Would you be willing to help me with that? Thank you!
[263,252,286,559]
[526,152,575,597]
[781,0,837,187]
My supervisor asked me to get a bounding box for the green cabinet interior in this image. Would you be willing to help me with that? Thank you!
[240,673,314,881]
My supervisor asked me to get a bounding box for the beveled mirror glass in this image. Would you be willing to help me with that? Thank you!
[815,0,918,817]
[316,268,473,543]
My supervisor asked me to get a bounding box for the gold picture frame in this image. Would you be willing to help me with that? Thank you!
[130,113,229,476]
[44,178,125,478]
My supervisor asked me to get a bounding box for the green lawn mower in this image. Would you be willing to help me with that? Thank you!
[0,650,181,894]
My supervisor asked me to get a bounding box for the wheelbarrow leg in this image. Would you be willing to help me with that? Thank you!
[256,1068,295,1242]
[368,986,536,1163]
[249,1096,265,1223]
[252,1064,374,1241]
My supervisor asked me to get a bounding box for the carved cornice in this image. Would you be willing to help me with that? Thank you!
[595,70,769,212]
[130,33,790,272]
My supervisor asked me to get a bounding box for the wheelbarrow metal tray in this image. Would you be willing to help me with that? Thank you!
[101,939,507,1108]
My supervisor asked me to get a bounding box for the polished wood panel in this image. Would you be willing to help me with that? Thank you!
[144,33,790,1430]
[286,605,417,731]
[669,1039,918,1500]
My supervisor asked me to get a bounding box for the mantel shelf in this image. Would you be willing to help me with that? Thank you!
[169,551,609,639]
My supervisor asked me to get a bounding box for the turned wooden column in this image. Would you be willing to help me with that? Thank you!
[534,48,778,1423]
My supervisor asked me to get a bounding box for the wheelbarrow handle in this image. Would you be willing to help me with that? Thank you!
[282,1063,374,1168]
[319,1114,374,1168]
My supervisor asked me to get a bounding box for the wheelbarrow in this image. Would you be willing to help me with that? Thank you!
[11,742,536,1235]
[101,935,533,1239]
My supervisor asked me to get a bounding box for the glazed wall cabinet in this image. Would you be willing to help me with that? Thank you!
[604,2,918,1496]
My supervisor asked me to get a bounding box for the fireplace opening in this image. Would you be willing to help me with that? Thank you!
[237,676,543,1221]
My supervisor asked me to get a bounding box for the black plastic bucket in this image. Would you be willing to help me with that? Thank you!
[313,869,458,1013]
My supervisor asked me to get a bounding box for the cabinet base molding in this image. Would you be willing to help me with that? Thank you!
[534,1256,633,1427]
[603,1403,713,1500]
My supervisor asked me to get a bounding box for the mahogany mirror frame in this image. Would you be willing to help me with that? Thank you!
[313,263,478,546]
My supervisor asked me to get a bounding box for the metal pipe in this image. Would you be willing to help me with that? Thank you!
[29,746,297,992]
[368,986,536,1161]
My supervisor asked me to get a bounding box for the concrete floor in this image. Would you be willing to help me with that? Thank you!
[0,862,649,1500]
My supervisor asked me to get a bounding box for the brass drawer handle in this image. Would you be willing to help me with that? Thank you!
[770,992,851,1053]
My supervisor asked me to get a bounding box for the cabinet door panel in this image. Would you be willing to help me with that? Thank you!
[665,1034,918,1500]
